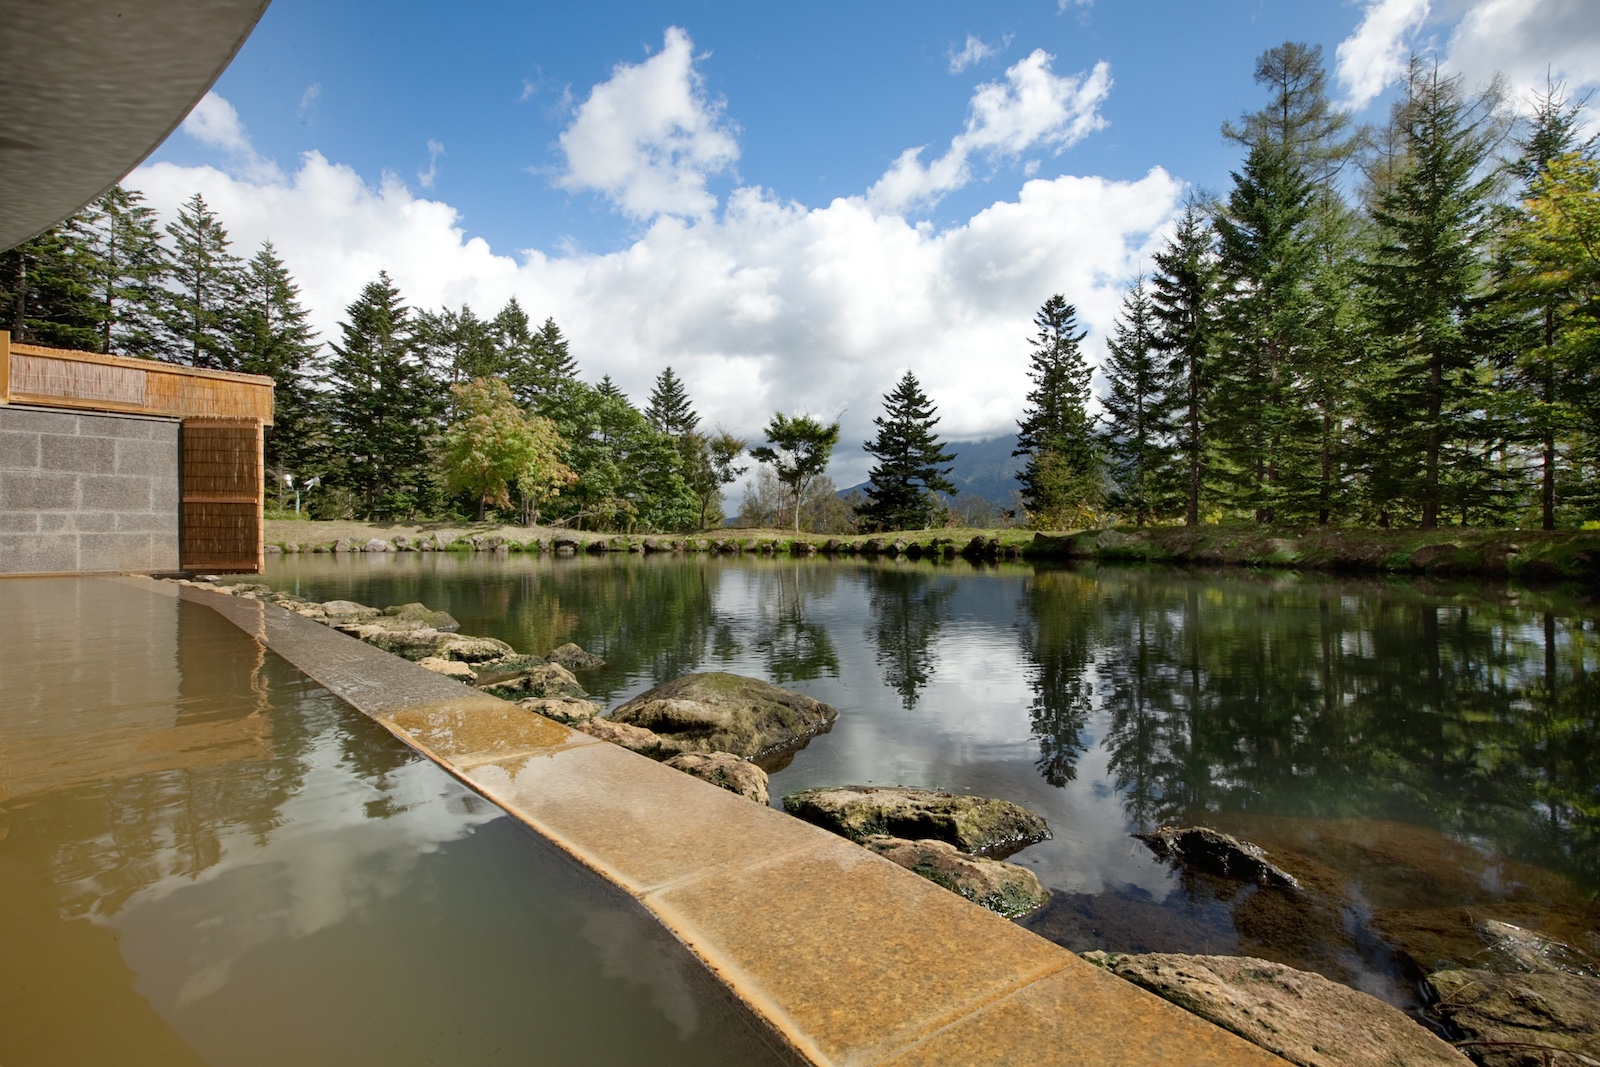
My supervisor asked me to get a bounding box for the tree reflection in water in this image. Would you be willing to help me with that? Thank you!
[1017,568,1097,787]
[1079,569,1600,894]
[863,563,955,710]
[748,563,841,684]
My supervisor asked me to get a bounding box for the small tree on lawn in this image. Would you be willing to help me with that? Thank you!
[859,370,957,532]
[441,377,572,522]
[749,412,841,533]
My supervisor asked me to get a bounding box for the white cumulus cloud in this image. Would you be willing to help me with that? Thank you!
[418,139,445,190]
[867,51,1112,213]
[1336,0,1432,110]
[554,26,739,220]
[1442,0,1600,115]
[135,54,1174,489]
[949,34,1008,74]
[181,91,284,183]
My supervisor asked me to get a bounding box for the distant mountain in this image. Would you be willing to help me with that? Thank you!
[845,434,1022,507]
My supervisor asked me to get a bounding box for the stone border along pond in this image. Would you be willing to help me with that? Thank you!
[263,524,1600,582]
[140,572,1567,1067]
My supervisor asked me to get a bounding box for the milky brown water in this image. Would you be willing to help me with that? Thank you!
[0,577,791,1067]
[266,551,1600,1022]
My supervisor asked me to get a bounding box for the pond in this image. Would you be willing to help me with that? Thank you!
[264,552,1600,1022]
[0,577,792,1067]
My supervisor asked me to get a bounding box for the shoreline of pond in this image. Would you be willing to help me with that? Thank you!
[264,519,1600,584]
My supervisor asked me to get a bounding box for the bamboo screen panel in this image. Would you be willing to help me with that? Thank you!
[11,352,148,406]
[180,418,263,573]
[4,340,273,424]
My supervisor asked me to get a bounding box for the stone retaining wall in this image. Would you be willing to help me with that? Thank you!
[0,405,179,574]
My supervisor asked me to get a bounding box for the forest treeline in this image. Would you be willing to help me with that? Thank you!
[4,44,1597,533]
[1076,49,1600,532]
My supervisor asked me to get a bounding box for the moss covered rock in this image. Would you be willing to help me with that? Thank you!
[664,752,769,804]
[608,672,837,760]
[782,786,1050,856]
[863,835,1047,917]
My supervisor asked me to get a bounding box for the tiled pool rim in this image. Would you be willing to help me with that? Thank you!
[124,576,1287,1067]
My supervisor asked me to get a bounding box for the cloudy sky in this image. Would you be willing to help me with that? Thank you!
[130,0,1600,487]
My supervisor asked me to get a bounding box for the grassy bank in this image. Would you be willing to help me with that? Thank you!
[262,519,1600,582]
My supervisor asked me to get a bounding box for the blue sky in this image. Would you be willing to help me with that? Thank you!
[133,0,1600,487]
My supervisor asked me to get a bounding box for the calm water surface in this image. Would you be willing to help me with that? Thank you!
[0,577,790,1067]
[266,551,1600,1018]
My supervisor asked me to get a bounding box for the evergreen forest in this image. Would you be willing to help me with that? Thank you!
[5,45,1597,534]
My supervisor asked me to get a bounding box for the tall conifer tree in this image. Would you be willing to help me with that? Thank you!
[1149,205,1219,527]
[1014,296,1099,528]
[236,243,323,476]
[1099,279,1173,526]
[161,192,242,369]
[646,366,699,436]
[859,370,957,532]
[1501,85,1596,527]
[324,272,439,518]
[1358,61,1505,527]
[81,186,168,356]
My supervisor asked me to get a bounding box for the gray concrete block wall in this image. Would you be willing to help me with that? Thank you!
[0,405,180,574]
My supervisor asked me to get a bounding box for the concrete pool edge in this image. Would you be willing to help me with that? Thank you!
[124,576,1288,1067]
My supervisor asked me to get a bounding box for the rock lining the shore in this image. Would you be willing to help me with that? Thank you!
[664,752,769,804]
[863,835,1047,917]
[608,672,838,760]
[782,785,1051,857]
[1086,951,1473,1067]
[1428,968,1600,1067]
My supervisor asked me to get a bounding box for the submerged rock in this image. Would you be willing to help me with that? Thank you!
[1088,952,1472,1067]
[782,786,1051,856]
[1429,968,1600,1067]
[608,672,838,760]
[417,657,477,682]
[863,835,1047,917]
[516,696,604,724]
[478,662,586,700]
[545,642,605,670]
[1474,920,1599,978]
[664,752,769,804]
[1135,826,1301,891]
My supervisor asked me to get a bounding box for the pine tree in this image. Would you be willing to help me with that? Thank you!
[645,366,699,436]
[1213,42,1363,526]
[1501,85,1596,527]
[1149,204,1219,526]
[858,370,957,532]
[1014,296,1099,528]
[1099,279,1172,526]
[1513,147,1600,522]
[0,219,101,350]
[1212,138,1319,523]
[492,298,544,407]
[235,243,323,476]
[80,186,168,356]
[416,304,502,389]
[1358,61,1505,528]
[161,192,243,369]
[1222,43,1358,189]
[596,374,626,401]
[539,317,579,382]
[324,272,440,518]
